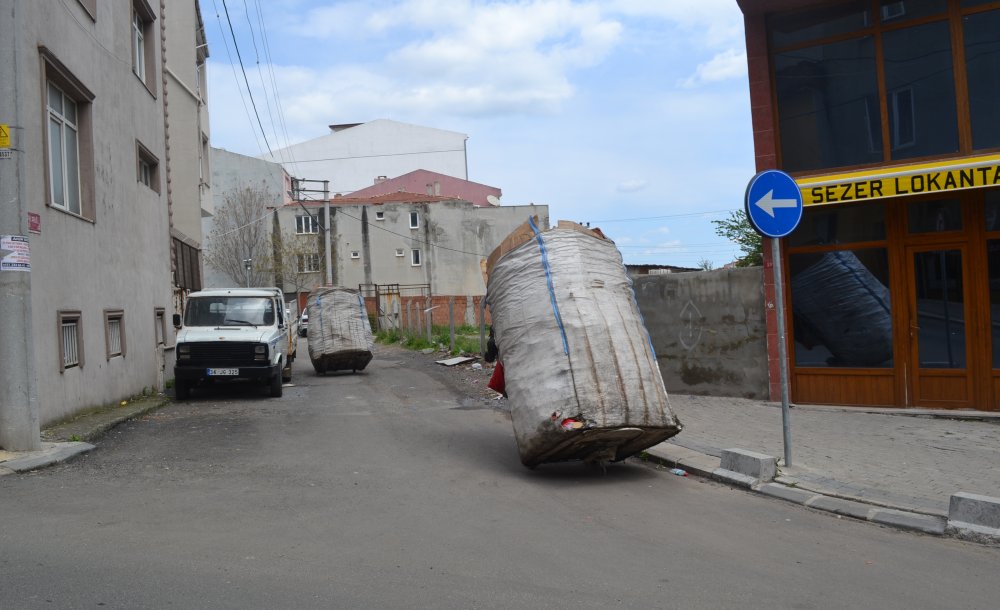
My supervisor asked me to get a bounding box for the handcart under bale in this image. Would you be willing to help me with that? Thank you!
[306,286,375,375]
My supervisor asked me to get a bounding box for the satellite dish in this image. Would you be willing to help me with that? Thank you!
[486,195,500,206]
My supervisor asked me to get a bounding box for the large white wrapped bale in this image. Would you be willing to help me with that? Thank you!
[487,220,682,467]
[307,287,375,374]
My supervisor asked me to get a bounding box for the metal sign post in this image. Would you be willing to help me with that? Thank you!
[771,237,793,468]
[745,170,803,468]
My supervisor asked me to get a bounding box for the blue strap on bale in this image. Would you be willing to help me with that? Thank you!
[529,216,569,355]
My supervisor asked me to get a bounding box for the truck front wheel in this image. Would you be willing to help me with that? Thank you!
[270,371,283,397]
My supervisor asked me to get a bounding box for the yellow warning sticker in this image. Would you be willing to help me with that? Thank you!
[0,124,9,149]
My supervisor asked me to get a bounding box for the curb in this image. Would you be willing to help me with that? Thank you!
[645,444,948,537]
[1,395,171,476]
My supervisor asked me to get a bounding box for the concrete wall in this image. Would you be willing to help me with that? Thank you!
[262,120,469,194]
[12,0,179,426]
[633,268,769,399]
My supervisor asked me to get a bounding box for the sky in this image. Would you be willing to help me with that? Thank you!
[200,0,755,268]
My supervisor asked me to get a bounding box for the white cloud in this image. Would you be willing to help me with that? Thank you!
[609,0,744,48]
[617,179,648,193]
[681,48,747,88]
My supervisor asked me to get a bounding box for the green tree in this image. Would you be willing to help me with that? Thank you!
[712,210,763,267]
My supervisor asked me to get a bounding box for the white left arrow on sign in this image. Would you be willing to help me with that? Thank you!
[754,189,798,218]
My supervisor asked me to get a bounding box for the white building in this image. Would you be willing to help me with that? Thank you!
[263,119,469,194]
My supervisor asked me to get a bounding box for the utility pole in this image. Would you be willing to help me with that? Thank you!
[292,178,334,287]
[243,258,252,287]
[0,1,41,451]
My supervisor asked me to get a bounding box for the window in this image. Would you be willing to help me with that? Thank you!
[774,37,882,172]
[882,20,958,160]
[58,310,83,372]
[296,214,319,234]
[104,309,126,359]
[199,133,210,188]
[965,8,1000,150]
[411,249,422,266]
[42,50,95,220]
[77,0,96,20]
[395,248,404,257]
[769,3,991,172]
[890,87,916,150]
[375,211,385,221]
[131,1,156,90]
[47,82,82,215]
[136,141,159,192]
[409,211,420,229]
[790,249,892,368]
[154,308,166,346]
[296,253,320,273]
[173,238,202,291]
[351,251,360,259]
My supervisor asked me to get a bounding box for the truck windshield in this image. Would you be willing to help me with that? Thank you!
[183,297,275,327]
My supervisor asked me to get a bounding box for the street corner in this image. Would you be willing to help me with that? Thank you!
[0,441,95,474]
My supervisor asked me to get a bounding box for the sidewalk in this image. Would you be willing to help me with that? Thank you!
[649,394,1000,538]
[0,394,169,476]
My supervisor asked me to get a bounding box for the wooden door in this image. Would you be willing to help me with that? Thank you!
[905,244,974,408]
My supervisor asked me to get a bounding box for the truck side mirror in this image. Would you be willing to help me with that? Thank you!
[172,313,182,328]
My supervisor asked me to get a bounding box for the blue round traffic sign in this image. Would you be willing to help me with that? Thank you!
[744,170,803,238]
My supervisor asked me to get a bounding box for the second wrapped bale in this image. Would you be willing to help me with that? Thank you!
[307,287,375,374]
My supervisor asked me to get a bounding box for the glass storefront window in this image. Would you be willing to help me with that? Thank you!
[788,202,886,247]
[988,239,1000,367]
[879,0,947,24]
[985,189,1000,231]
[790,249,892,367]
[775,37,882,172]
[964,9,1000,151]
[883,21,959,160]
[908,198,963,233]
[768,1,871,47]
[913,249,966,368]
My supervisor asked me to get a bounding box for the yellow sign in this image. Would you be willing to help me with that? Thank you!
[0,124,9,149]
[796,154,1000,206]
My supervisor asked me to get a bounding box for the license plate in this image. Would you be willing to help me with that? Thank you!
[207,368,239,376]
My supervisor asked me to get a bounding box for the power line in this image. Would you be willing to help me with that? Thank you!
[589,208,736,223]
[252,0,302,176]
[220,0,273,155]
[210,0,264,155]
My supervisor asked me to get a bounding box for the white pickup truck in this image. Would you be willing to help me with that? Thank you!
[172,287,295,400]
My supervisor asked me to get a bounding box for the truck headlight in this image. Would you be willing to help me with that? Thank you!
[254,345,267,361]
[178,344,190,360]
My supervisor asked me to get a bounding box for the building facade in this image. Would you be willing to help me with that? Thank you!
[739,0,1000,410]
[162,0,212,308]
[0,0,210,449]
[278,194,549,314]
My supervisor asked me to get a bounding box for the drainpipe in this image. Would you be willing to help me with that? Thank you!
[0,0,41,450]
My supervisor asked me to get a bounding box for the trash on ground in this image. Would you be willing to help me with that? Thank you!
[471,362,483,370]
[669,468,688,477]
[436,356,475,367]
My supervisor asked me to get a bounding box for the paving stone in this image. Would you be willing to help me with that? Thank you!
[759,483,818,505]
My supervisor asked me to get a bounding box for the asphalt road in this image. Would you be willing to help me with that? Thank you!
[2,344,999,609]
